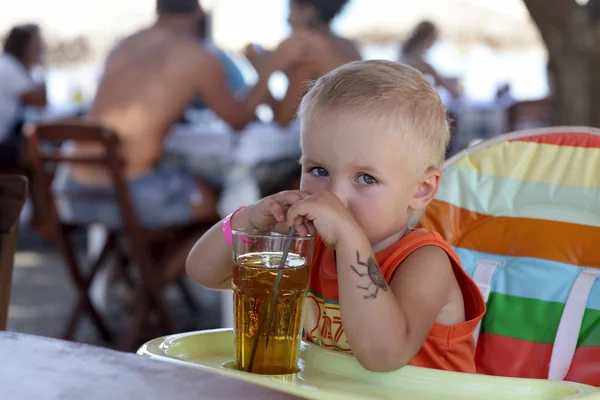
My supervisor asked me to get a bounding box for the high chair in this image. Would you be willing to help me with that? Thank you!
[421,126,600,386]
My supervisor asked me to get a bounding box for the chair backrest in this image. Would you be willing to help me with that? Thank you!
[508,98,552,132]
[421,126,600,386]
[0,175,28,330]
[23,122,151,270]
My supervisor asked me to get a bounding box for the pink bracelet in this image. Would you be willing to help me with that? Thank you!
[223,206,245,245]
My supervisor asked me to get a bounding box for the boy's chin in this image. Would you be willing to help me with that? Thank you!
[368,229,410,251]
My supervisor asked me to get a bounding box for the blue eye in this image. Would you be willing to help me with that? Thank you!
[357,174,377,185]
[310,167,329,177]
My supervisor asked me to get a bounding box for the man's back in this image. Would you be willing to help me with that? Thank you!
[54,0,276,227]
[75,26,206,181]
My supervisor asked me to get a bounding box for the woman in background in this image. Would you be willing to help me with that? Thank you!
[0,24,50,238]
[191,6,247,111]
[399,20,460,98]
[244,0,361,127]
[0,24,46,168]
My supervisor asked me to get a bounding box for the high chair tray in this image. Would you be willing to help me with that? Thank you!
[137,328,598,400]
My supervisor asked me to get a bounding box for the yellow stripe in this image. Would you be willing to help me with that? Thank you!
[452,141,600,188]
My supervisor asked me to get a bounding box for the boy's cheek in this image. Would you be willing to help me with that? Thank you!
[300,175,323,193]
[350,201,390,229]
[346,203,371,228]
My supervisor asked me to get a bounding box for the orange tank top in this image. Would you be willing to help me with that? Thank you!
[303,229,486,373]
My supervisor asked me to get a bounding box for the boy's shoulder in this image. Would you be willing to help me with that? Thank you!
[400,228,439,241]
[378,228,459,282]
[390,228,451,254]
[311,229,458,280]
[312,228,453,260]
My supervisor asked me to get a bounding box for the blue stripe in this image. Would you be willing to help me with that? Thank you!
[438,165,600,228]
[454,247,600,311]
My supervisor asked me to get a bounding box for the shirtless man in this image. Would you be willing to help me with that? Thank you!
[54,0,298,228]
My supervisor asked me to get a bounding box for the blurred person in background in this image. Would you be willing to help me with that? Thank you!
[53,0,303,229]
[190,7,247,111]
[0,24,46,169]
[0,24,49,238]
[244,0,361,127]
[399,20,460,98]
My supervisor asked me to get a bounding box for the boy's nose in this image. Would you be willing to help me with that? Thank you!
[328,184,349,208]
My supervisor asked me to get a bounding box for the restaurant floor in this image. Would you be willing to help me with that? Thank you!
[7,225,222,349]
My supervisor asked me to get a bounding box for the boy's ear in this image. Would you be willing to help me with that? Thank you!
[409,167,442,211]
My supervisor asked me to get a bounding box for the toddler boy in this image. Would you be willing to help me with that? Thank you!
[186,60,485,372]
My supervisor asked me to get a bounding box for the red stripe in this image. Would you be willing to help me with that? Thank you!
[477,334,600,386]
[475,333,551,379]
[565,346,600,386]
[511,132,600,148]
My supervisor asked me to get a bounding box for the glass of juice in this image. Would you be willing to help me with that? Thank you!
[232,230,315,375]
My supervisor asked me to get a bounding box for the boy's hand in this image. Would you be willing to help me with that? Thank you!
[233,191,311,234]
[286,191,362,247]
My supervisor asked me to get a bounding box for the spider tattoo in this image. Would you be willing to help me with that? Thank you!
[350,251,388,300]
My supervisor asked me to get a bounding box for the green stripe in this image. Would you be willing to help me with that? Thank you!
[578,308,600,347]
[482,293,563,344]
[482,293,600,347]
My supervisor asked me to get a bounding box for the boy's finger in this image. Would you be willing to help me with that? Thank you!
[306,222,317,236]
[286,203,300,227]
[302,222,313,237]
[272,222,291,235]
[275,191,309,206]
[286,202,315,228]
[295,217,309,237]
[300,217,312,237]
[264,198,286,222]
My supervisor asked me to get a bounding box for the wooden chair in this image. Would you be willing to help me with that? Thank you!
[507,98,552,132]
[24,122,217,350]
[0,143,54,241]
[0,175,28,330]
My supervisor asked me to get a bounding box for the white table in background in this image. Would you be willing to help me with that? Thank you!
[23,103,82,124]
[164,120,300,171]
[165,120,301,217]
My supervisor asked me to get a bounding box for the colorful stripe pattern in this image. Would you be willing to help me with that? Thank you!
[421,127,600,386]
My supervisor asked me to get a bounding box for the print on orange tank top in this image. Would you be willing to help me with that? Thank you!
[303,229,486,373]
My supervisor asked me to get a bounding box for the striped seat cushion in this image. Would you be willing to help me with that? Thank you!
[421,127,600,386]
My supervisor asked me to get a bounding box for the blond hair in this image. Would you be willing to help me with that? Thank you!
[298,60,450,169]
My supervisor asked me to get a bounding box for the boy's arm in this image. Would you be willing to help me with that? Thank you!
[186,191,310,290]
[335,232,454,372]
[186,206,256,290]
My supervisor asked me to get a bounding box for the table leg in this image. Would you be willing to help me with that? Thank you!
[88,224,112,313]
